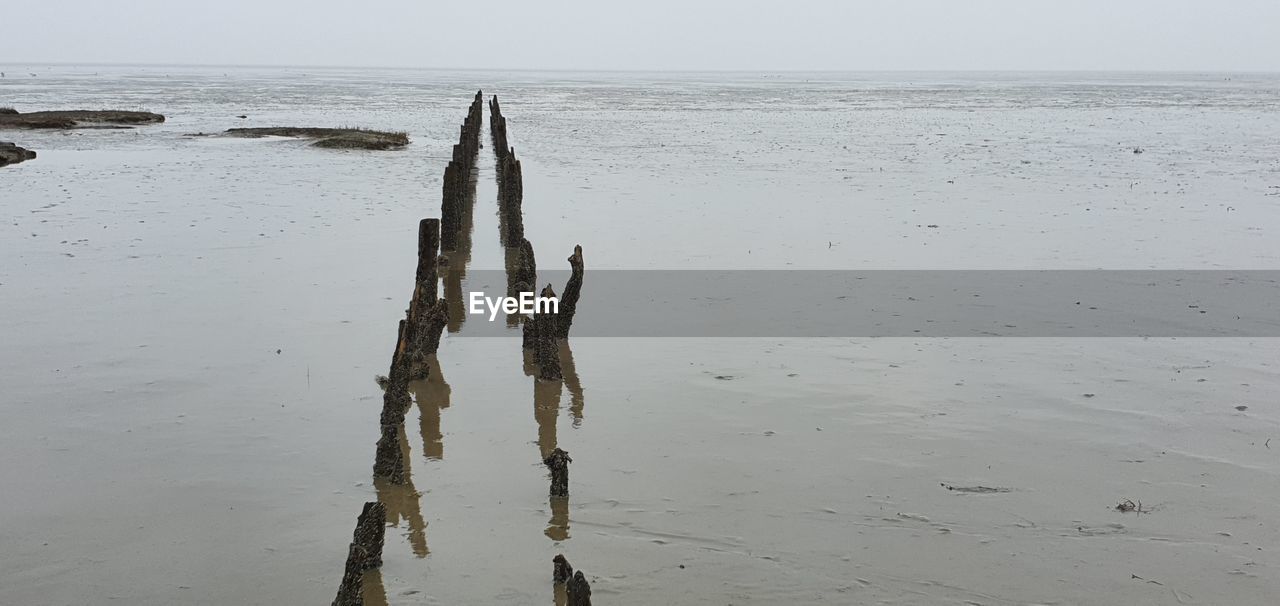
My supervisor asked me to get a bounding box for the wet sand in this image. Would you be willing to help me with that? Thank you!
[1,66,1278,604]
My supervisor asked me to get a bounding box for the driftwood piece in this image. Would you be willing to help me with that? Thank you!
[544,447,572,497]
[352,501,387,570]
[566,570,592,606]
[331,543,367,606]
[553,554,574,584]
[556,245,584,338]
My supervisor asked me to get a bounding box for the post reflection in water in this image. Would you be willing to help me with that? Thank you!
[361,568,390,606]
[558,341,584,426]
[373,424,428,558]
[554,577,568,606]
[545,495,570,541]
[533,341,588,545]
[503,247,524,328]
[534,374,563,461]
[409,355,451,461]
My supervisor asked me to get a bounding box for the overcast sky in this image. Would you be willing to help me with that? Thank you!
[2,0,1277,71]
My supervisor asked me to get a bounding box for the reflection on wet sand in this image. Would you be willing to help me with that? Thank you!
[373,424,428,557]
[545,495,570,541]
[534,343,584,544]
[361,568,390,606]
[554,579,568,606]
[534,374,564,460]
[558,341,584,426]
[503,247,524,327]
[409,356,451,461]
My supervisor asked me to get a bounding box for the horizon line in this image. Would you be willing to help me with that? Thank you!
[2,61,1278,75]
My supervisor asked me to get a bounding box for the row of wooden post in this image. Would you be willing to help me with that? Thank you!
[490,96,525,247]
[334,91,596,605]
[334,94,485,606]
[489,100,594,603]
[441,91,485,252]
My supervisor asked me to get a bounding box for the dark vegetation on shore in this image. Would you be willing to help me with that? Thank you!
[0,141,36,167]
[0,108,165,129]
[224,127,409,150]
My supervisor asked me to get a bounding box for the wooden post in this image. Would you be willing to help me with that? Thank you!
[556,245,584,338]
[440,163,460,252]
[518,238,538,296]
[419,300,448,354]
[331,543,366,606]
[414,219,439,307]
[352,501,387,570]
[544,447,571,497]
[553,554,574,584]
[373,422,406,484]
[375,319,409,483]
[535,284,562,381]
[566,571,592,606]
[380,319,411,424]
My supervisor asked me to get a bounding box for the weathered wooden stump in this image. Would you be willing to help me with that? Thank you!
[534,284,563,381]
[490,96,509,164]
[544,447,571,497]
[372,421,406,484]
[566,570,592,606]
[413,219,440,305]
[331,543,367,606]
[553,554,574,584]
[440,162,462,252]
[380,319,412,422]
[556,245,584,339]
[352,501,387,570]
[498,152,525,245]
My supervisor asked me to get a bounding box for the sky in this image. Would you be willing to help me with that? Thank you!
[2,0,1278,71]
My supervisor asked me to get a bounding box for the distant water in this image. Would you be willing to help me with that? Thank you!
[2,66,1279,605]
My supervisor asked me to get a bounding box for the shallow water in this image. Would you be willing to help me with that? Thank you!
[2,66,1279,605]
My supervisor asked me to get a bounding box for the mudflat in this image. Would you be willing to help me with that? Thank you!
[225,127,410,149]
[0,108,165,128]
[1,66,1278,605]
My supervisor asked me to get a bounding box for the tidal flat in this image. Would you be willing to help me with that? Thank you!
[2,66,1278,605]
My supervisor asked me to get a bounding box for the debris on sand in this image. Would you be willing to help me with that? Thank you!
[0,109,165,129]
[224,127,409,150]
[941,483,1011,494]
[1115,498,1151,514]
[0,141,37,167]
